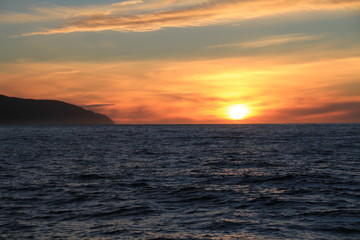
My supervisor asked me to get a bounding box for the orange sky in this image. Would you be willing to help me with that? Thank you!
[0,0,359,123]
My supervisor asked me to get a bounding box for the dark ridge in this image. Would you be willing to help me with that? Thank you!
[0,94,114,125]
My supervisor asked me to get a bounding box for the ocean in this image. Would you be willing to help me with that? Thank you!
[0,124,359,240]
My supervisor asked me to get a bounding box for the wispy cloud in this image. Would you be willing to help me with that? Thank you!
[82,103,115,108]
[207,34,322,49]
[274,101,360,123]
[0,12,48,23]
[10,0,360,36]
[112,0,144,7]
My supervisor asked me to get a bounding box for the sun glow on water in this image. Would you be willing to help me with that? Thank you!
[227,104,250,120]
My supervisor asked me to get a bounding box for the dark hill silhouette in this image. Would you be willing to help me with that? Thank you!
[0,95,114,125]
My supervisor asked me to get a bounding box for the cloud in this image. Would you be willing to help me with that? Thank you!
[0,12,48,23]
[112,0,144,7]
[15,0,360,36]
[260,101,360,123]
[82,103,115,108]
[284,102,360,117]
[207,34,322,49]
[1,55,359,123]
[325,80,360,96]
[155,92,225,103]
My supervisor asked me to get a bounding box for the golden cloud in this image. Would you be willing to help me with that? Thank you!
[1,53,359,123]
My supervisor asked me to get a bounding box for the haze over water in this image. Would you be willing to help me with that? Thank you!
[1,124,359,239]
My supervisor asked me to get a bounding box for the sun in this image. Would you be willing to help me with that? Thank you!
[227,104,250,120]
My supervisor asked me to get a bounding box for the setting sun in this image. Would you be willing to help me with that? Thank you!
[227,104,250,120]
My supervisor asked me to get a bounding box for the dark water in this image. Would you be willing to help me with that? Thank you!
[1,124,359,240]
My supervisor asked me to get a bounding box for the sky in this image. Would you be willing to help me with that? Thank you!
[0,0,360,124]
